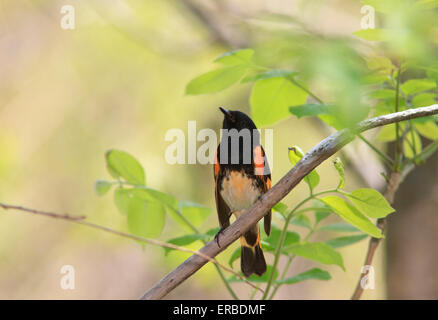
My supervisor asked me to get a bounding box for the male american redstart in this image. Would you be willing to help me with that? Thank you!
[214,107,272,277]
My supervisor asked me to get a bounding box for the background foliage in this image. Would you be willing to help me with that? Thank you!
[0,0,437,299]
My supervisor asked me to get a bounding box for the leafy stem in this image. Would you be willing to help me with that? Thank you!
[166,203,239,299]
[357,134,394,167]
[268,226,316,300]
[290,78,324,104]
[262,188,342,299]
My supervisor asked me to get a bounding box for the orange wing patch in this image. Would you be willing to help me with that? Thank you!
[266,177,272,189]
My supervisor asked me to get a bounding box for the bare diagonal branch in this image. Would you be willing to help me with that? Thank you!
[141,104,438,300]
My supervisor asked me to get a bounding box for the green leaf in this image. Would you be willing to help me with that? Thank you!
[95,180,112,196]
[113,187,131,215]
[353,29,386,41]
[127,197,165,238]
[242,70,297,83]
[228,247,241,268]
[376,123,397,142]
[403,129,422,158]
[261,225,300,253]
[179,201,212,228]
[289,104,331,119]
[273,202,288,216]
[164,234,209,255]
[317,113,345,130]
[415,121,438,140]
[320,196,383,238]
[333,157,345,189]
[368,89,397,99]
[314,210,331,225]
[127,187,183,228]
[288,146,319,192]
[374,101,393,115]
[228,265,278,283]
[346,188,395,219]
[401,79,436,96]
[276,268,331,285]
[412,93,436,108]
[136,187,178,209]
[313,200,333,225]
[362,74,390,85]
[105,149,145,185]
[205,227,220,237]
[413,115,438,124]
[250,77,308,127]
[366,56,394,75]
[214,49,254,66]
[186,65,247,95]
[290,214,312,229]
[326,234,368,249]
[319,223,361,233]
[285,242,345,270]
[166,210,193,232]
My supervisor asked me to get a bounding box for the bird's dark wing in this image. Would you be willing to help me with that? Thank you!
[214,149,231,229]
[262,174,272,236]
[254,145,272,236]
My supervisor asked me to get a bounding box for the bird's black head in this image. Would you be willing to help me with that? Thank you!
[219,107,258,131]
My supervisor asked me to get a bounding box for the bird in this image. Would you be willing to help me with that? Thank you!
[214,107,272,277]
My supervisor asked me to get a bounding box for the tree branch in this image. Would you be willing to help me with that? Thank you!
[0,203,86,221]
[141,104,438,300]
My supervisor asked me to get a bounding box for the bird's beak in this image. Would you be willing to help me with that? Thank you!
[219,107,232,119]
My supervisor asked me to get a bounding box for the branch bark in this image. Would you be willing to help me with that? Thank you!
[141,104,438,300]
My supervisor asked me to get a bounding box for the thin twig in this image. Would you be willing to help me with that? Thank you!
[0,203,86,221]
[0,202,262,294]
[357,133,394,167]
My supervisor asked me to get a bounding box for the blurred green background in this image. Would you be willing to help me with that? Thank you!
[1,0,436,299]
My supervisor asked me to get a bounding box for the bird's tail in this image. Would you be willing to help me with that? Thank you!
[240,226,267,277]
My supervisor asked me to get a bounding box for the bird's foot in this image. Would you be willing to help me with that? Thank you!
[214,227,226,248]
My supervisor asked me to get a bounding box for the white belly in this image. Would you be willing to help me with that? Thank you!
[220,171,260,213]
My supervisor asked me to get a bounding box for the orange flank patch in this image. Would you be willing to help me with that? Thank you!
[214,153,220,176]
[253,146,264,176]
[266,177,272,189]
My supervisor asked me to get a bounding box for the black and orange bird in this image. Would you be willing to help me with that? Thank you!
[214,107,272,277]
